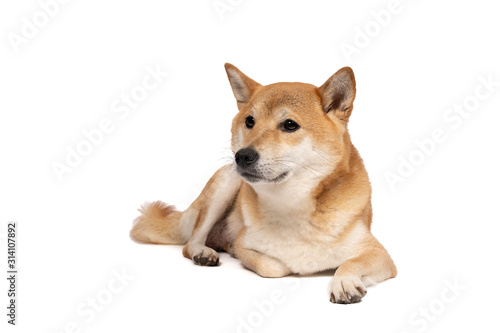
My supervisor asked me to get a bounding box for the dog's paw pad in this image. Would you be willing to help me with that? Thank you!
[328,275,367,304]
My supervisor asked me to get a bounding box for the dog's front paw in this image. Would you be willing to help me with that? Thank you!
[328,275,367,304]
[192,246,219,266]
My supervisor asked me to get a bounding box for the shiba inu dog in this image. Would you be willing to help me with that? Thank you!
[130,63,397,304]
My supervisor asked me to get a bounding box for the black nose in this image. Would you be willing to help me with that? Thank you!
[235,148,259,169]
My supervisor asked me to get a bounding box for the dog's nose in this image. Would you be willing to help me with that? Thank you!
[235,148,259,169]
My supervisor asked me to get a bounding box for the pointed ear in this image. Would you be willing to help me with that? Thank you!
[224,63,261,111]
[318,67,356,121]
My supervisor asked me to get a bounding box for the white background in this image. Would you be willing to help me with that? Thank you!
[1,0,499,332]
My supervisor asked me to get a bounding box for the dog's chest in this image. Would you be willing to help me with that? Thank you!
[243,208,358,275]
[241,180,362,274]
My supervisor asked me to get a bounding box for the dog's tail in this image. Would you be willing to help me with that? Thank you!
[130,201,193,245]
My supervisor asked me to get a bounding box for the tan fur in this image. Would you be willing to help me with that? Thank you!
[130,201,185,244]
[131,64,397,304]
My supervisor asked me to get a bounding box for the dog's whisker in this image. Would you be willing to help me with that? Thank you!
[274,158,328,178]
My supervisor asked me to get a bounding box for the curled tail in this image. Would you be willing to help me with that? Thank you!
[130,201,194,245]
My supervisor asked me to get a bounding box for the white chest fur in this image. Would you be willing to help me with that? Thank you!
[242,177,368,275]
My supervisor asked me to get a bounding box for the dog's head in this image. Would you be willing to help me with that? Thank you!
[225,63,356,185]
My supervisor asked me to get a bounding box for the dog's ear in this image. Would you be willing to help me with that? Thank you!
[318,67,356,121]
[224,63,261,111]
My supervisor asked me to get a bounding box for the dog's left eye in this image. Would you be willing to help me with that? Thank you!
[282,119,300,132]
[245,116,255,129]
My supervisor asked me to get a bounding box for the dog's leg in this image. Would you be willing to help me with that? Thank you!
[182,165,241,266]
[234,227,292,277]
[328,235,397,304]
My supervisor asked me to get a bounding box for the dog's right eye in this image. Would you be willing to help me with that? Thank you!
[245,116,255,129]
